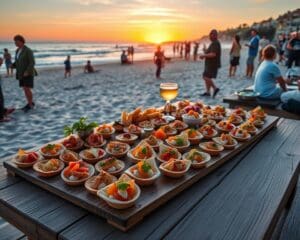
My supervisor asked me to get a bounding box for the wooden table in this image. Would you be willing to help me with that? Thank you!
[0,118,300,240]
[223,85,300,120]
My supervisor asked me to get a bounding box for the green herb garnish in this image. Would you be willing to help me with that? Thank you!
[141,161,152,173]
[175,138,184,146]
[64,117,98,136]
[45,144,55,150]
[141,147,147,154]
[117,182,130,191]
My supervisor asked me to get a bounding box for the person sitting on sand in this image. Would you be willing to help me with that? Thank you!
[154,46,165,79]
[84,60,95,73]
[281,79,300,114]
[229,35,241,77]
[254,45,287,100]
[245,29,260,78]
[64,55,71,78]
[3,48,13,77]
[0,57,15,122]
[199,29,221,98]
[121,50,130,64]
[12,34,36,112]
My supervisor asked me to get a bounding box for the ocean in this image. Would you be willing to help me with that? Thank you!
[0,41,231,72]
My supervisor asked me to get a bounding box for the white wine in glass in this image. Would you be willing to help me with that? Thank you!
[160,83,178,121]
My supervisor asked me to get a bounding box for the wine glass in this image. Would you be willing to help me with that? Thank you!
[160,82,178,122]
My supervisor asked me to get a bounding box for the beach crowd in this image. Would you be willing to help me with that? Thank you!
[1,30,300,122]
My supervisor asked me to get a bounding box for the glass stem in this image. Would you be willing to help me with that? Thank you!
[166,100,171,116]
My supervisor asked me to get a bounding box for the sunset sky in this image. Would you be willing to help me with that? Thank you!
[0,0,298,43]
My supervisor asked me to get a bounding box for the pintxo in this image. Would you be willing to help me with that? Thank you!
[4,102,279,231]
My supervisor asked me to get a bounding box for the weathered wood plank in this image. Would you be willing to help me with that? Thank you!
[3,116,279,231]
[279,178,300,240]
[0,181,87,240]
[0,163,21,190]
[0,221,24,240]
[164,119,300,240]
[59,136,264,240]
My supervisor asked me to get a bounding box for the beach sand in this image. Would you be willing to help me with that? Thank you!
[0,48,270,158]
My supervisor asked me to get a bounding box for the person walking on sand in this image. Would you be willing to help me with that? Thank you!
[199,29,221,98]
[229,35,241,77]
[154,45,165,79]
[245,29,260,78]
[12,35,36,112]
[3,49,13,77]
[64,55,71,78]
[0,57,15,122]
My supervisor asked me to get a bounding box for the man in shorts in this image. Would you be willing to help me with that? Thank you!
[245,29,260,78]
[12,35,35,112]
[200,29,221,98]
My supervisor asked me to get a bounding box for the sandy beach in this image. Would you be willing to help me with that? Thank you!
[0,48,286,158]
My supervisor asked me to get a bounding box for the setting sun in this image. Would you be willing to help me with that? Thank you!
[145,31,172,44]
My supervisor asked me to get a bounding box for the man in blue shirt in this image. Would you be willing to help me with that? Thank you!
[254,45,287,99]
[245,29,260,78]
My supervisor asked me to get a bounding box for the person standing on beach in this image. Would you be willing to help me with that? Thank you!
[199,29,221,98]
[64,55,71,78]
[245,29,260,78]
[127,46,132,63]
[180,43,183,58]
[276,34,286,64]
[173,43,176,56]
[0,57,15,122]
[130,46,135,63]
[193,42,199,61]
[3,49,13,77]
[12,35,36,112]
[286,31,300,68]
[154,46,165,79]
[229,35,241,77]
[259,35,270,61]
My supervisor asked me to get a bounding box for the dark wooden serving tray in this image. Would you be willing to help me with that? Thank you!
[4,115,279,231]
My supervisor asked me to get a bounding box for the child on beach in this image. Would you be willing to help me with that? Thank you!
[199,29,221,98]
[254,45,287,100]
[154,46,165,79]
[229,35,241,77]
[64,55,71,78]
[3,48,13,77]
[121,50,130,64]
[84,60,95,73]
